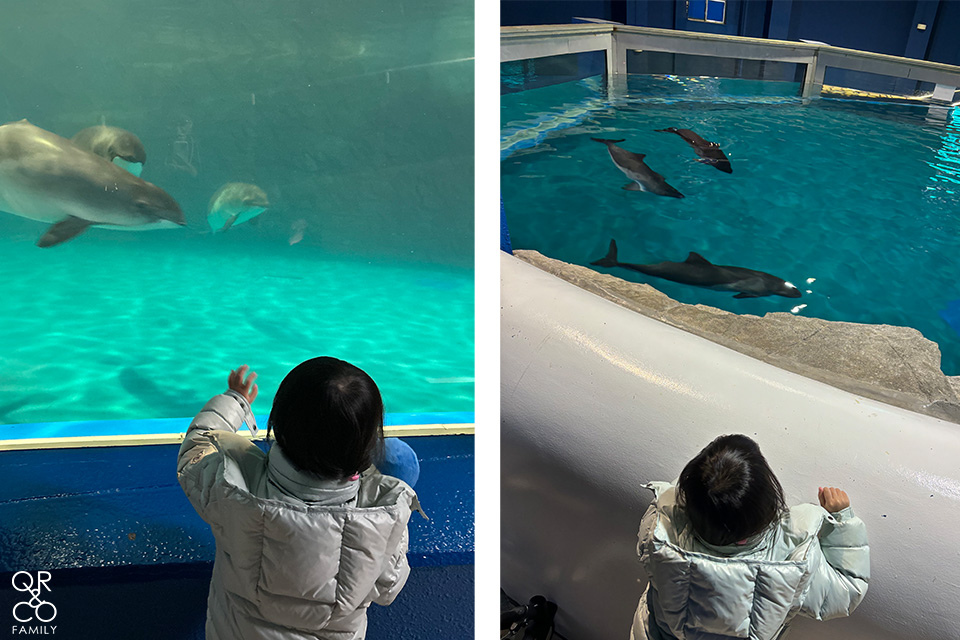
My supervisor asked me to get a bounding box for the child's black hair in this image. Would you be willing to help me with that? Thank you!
[677,434,786,546]
[266,357,384,479]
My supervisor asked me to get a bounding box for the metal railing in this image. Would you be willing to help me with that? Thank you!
[501,23,960,100]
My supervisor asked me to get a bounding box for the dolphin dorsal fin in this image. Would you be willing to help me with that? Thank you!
[685,252,711,265]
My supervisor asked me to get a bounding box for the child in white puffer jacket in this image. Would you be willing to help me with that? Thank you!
[632,434,869,640]
[178,358,422,640]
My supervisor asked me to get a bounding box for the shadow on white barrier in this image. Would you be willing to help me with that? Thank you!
[501,253,960,640]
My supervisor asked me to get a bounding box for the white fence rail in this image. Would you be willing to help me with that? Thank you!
[501,23,960,100]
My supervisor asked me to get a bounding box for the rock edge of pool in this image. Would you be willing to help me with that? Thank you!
[514,249,960,425]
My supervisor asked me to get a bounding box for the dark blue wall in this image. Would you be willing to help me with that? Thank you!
[928,0,960,65]
[627,0,677,29]
[788,0,915,54]
[501,0,619,26]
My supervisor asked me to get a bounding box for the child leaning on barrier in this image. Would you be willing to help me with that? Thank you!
[177,357,423,640]
[631,434,869,640]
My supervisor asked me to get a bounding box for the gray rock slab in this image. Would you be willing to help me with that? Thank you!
[513,249,960,424]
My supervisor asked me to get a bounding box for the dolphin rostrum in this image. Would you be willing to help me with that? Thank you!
[591,138,684,198]
[590,239,801,299]
[0,119,184,247]
[656,127,732,174]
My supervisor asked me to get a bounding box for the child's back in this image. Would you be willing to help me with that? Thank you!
[178,359,421,640]
[631,435,869,640]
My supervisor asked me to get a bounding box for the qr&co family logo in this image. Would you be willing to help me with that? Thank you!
[10,572,56,635]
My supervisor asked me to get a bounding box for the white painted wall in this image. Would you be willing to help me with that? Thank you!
[501,253,960,640]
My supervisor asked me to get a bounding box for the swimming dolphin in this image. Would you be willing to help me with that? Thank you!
[207,182,270,232]
[591,138,684,198]
[0,119,185,247]
[656,127,732,174]
[72,125,147,177]
[591,239,801,298]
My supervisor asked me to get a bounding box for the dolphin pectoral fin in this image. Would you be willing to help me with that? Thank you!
[733,292,760,299]
[220,214,239,232]
[37,216,93,248]
[622,182,644,191]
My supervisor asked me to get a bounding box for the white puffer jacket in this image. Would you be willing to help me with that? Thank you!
[631,482,869,640]
[177,392,421,640]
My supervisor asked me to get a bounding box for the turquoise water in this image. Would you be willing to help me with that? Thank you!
[0,0,474,427]
[502,75,960,374]
[0,233,473,424]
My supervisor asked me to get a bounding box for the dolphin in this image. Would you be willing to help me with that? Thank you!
[656,127,732,174]
[590,239,801,299]
[591,137,684,198]
[207,182,270,232]
[0,119,185,247]
[71,125,147,177]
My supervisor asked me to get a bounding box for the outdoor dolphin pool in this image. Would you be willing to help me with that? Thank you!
[502,75,960,373]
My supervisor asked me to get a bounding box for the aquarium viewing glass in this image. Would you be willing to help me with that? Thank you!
[0,0,474,434]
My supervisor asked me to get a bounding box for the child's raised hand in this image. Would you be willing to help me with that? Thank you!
[818,486,850,513]
[228,365,259,405]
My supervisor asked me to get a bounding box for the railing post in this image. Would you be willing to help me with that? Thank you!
[606,29,627,78]
[801,49,823,98]
[606,28,628,97]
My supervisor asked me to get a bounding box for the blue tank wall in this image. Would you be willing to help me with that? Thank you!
[784,1,915,53]
[927,0,960,65]
[0,434,473,638]
[501,1,619,26]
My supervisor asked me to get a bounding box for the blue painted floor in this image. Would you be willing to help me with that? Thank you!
[0,435,473,638]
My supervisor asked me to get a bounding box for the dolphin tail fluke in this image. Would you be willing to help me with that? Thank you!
[37,216,92,248]
[591,137,626,145]
[664,183,685,198]
[590,239,620,268]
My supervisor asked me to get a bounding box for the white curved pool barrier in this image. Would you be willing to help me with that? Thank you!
[501,252,960,640]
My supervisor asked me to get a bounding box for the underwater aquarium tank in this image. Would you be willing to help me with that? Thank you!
[502,74,960,374]
[0,0,474,428]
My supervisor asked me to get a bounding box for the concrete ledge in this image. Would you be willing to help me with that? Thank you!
[515,249,960,424]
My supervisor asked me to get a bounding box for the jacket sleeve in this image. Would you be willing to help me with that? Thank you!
[371,524,411,606]
[176,391,257,525]
[798,506,870,620]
